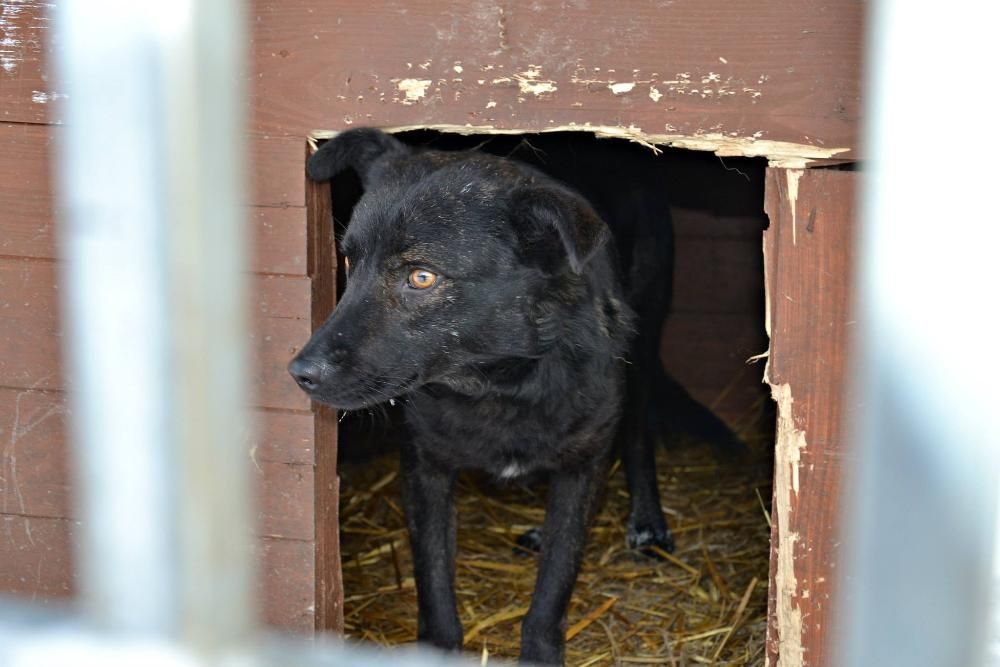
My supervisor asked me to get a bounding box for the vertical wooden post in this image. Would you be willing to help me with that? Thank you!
[306,157,344,634]
[763,168,857,667]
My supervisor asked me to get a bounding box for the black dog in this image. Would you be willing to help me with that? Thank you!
[290,128,739,663]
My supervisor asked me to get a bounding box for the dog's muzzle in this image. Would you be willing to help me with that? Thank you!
[287,356,326,393]
[287,347,346,394]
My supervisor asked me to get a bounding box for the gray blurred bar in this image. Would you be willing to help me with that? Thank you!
[838,2,1000,666]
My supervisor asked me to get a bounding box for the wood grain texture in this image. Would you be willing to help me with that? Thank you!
[763,168,856,667]
[3,2,860,161]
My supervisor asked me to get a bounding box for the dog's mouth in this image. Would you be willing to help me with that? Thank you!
[306,372,420,411]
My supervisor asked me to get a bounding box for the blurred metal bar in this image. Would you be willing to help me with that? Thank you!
[53,0,255,656]
[839,2,1000,666]
[0,602,488,667]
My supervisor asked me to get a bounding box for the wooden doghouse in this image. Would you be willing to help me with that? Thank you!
[0,2,860,665]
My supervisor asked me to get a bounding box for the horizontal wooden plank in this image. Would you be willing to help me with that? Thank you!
[0,260,311,409]
[256,409,316,466]
[255,462,314,541]
[249,0,860,160]
[0,389,69,520]
[3,2,859,163]
[0,388,315,540]
[0,122,305,212]
[248,316,312,411]
[0,515,315,632]
[0,515,75,603]
[258,537,316,632]
[250,133,308,208]
[251,206,308,275]
[0,124,308,270]
[253,272,312,319]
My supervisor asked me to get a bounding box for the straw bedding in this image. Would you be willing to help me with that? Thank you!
[338,411,773,666]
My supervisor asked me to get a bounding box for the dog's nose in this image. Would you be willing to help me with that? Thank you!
[288,357,324,391]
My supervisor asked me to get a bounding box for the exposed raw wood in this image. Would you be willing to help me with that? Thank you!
[316,124,848,169]
[763,168,856,667]
[769,382,806,667]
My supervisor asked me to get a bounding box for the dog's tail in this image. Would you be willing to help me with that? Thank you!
[648,366,750,460]
[307,128,406,186]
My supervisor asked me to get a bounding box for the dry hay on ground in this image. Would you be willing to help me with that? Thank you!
[338,431,773,666]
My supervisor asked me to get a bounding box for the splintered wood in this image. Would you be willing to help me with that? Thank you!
[338,413,772,666]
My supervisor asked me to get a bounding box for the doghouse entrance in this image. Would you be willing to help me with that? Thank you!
[314,130,775,665]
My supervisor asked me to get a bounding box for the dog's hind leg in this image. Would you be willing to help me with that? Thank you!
[621,359,676,556]
[399,444,463,652]
[520,458,609,665]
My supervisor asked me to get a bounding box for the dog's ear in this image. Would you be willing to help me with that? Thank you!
[510,184,611,274]
[307,128,407,187]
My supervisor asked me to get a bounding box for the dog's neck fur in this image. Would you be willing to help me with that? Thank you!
[426,284,630,405]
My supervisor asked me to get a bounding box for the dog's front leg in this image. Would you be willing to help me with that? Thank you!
[400,445,462,652]
[519,460,607,665]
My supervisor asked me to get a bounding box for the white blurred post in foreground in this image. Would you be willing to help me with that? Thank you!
[52,0,256,657]
[839,2,1000,666]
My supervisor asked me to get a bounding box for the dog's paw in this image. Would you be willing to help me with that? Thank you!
[513,527,543,556]
[627,523,676,558]
[520,621,565,665]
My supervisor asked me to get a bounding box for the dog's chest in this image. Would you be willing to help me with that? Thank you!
[406,388,616,478]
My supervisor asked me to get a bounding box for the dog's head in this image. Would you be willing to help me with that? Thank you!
[288,128,613,409]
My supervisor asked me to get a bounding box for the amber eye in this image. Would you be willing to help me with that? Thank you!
[407,268,438,289]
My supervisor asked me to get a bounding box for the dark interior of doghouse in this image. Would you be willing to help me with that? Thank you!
[325,130,775,665]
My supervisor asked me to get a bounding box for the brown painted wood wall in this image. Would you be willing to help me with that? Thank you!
[1,0,862,655]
